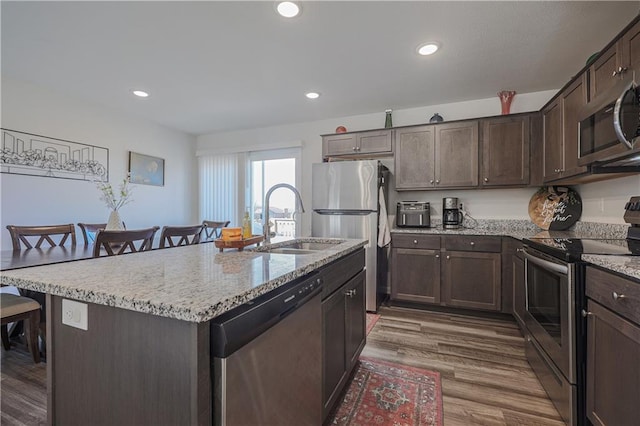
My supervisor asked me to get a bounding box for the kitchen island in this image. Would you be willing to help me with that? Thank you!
[0,238,366,425]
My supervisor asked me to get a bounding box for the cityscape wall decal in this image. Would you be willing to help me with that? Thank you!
[0,128,109,181]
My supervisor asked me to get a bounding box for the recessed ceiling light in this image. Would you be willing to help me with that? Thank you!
[276,1,301,18]
[417,42,440,56]
[305,92,320,99]
[132,90,149,98]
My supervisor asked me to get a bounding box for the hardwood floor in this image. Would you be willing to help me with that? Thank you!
[0,345,46,426]
[363,306,565,426]
[1,306,563,426]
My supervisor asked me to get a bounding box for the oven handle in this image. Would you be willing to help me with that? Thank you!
[522,249,569,275]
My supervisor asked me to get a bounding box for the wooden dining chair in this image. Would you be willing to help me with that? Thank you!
[159,224,205,248]
[77,223,107,245]
[201,220,230,242]
[1,293,41,363]
[7,224,77,250]
[93,227,159,257]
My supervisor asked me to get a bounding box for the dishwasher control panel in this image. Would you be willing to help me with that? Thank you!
[210,273,322,358]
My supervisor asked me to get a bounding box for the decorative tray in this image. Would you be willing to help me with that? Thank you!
[214,235,264,252]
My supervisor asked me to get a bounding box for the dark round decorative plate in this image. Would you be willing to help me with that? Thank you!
[528,186,582,230]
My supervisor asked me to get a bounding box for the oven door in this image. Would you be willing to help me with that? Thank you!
[523,247,575,383]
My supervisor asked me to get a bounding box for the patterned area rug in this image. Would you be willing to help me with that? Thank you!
[327,357,443,426]
[366,313,381,336]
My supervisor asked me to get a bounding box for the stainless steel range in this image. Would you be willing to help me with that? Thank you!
[522,196,640,425]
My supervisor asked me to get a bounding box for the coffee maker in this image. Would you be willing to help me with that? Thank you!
[442,197,463,229]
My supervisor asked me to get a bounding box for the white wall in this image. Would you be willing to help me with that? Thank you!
[197,89,639,232]
[0,77,198,249]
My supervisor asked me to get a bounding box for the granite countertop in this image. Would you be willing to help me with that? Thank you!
[582,255,640,281]
[391,219,640,280]
[0,238,367,323]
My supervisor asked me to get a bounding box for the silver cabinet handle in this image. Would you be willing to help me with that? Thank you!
[429,179,434,184]
[344,289,355,297]
[413,239,418,244]
[470,242,475,246]
[484,178,488,182]
[435,180,440,184]
[581,309,592,318]
[516,248,524,252]
[612,291,626,301]
[352,147,357,151]
[446,255,450,259]
[435,254,440,259]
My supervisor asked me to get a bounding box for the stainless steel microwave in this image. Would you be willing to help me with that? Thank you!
[578,73,640,167]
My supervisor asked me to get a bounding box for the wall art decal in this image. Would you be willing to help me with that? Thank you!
[1,128,109,181]
[128,151,164,186]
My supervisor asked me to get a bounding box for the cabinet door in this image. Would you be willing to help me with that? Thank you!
[561,76,589,177]
[391,247,440,304]
[395,125,436,189]
[542,99,563,181]
[345,271,366,368]
[322,286,347,413]
[481,116,530,186]
[589,43,620,101]
[435,121,479,188]
[357,130,393,155]
[442,251,501,311]
[323,133,357,157]
[512,253,525,328]
[621,20,640,73]
[586,300,640,426]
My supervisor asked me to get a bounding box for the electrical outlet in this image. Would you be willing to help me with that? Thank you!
[62,299,88,330]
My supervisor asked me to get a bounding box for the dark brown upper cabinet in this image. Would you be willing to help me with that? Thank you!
[322,129,392,158]
[395,121,478,190]
[394,125,436,189]
[481,115,530,186]
[543,98,563,181]
[542,75,589,184]
[435,121,479,188]
[621,19,640,73]
[589,19,639,102]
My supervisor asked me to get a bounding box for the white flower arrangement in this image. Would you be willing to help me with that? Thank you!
[95,175,134,211]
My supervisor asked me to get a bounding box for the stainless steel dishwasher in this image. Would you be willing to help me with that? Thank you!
[210,273,322,426]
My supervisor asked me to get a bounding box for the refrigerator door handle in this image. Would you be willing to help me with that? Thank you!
[314,209,374,216]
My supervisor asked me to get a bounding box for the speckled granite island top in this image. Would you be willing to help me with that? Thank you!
[582,255,640,281]
[0,238,366,323]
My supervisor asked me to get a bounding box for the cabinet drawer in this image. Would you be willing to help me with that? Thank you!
[442,236,502,252]
[321,249,365,300]
[391,234,440,250]
[586,266,640,325]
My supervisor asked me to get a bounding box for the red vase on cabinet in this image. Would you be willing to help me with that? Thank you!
[498,91,516,115]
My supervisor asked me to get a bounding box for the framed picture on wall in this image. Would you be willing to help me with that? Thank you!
[128,151,164,186]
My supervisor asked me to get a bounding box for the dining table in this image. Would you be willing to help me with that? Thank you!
[1,245,97,271]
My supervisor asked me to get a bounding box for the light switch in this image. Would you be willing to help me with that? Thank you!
[61,299,88,330]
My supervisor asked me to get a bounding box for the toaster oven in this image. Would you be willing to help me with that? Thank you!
[396,202,430,228]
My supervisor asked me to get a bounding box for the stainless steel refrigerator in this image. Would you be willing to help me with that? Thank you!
[312,160,389,312]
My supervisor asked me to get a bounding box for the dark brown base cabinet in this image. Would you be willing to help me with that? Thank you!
[442,251,501,311]
[586,267,640,426]
[390,234,501,313]
[321,252,366,421]
[390,247,440,304]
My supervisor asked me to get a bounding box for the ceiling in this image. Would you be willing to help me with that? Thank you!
[2,1,638,136]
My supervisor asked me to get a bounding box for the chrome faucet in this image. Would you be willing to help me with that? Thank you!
[263,183,305,243]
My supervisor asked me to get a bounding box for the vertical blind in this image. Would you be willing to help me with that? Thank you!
[198,154,238,227]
